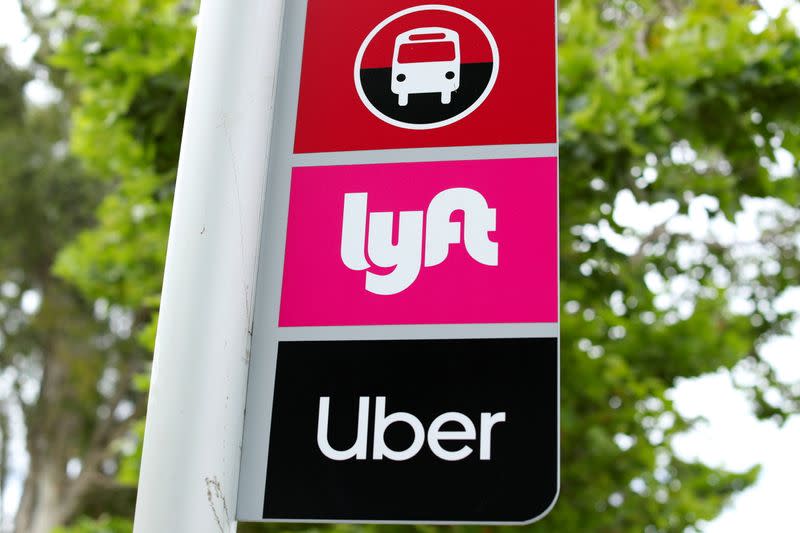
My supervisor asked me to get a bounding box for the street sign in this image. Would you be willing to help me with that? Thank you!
[238,0,558,525]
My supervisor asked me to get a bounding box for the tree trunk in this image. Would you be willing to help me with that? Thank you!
[15,459,70,533]
[13,334,77,533]
[12,284,138,532]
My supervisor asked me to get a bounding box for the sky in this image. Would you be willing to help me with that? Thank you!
[1,0,799,531]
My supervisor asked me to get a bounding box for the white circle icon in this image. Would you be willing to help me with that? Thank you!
[354,5,500,130]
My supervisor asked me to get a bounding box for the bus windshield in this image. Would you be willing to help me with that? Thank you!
[397,41,456,64]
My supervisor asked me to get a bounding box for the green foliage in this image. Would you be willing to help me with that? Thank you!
[0,57,101,279]
[41,0,800,531]
[51,0,196,311]
[54,516,132,533]
[115,419,145,487]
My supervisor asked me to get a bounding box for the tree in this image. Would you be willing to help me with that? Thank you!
[16,0,800,531]
[0,47,146,533]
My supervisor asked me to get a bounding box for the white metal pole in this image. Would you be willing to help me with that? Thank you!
[133,1,284,531]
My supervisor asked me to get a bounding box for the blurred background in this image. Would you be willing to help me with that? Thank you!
[0,0,799,532]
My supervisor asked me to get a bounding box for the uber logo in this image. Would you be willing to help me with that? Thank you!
[340,187,498,295]
[317,396,506,461]
[262,338,558,522]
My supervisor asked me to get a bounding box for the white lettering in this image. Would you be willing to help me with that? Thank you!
[427,412,476,461]
[365,211,423,295]
[340,193,370,271]
[425,187,497,267]
[340,188,498,295]
[480,412,506,460]
[372,396,426,461]
[316,396,370,461]
[317,397,505,461]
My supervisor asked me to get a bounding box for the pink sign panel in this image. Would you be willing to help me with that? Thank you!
[279,157,557,327]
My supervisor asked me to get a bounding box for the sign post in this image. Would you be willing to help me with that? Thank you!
[133,1,284,532]
[238,0,559,525]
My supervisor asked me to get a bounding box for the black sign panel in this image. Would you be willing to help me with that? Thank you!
[262,338,558,523]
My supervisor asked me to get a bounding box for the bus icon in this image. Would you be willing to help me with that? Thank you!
[391,27,461,106]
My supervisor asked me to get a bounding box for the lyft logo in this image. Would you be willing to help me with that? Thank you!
[340,187,498,295]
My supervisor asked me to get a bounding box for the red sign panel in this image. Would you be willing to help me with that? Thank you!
[294,0,557,153]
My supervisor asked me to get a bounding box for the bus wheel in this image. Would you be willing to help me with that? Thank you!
[398,93,409,106]
[441,91,452,104]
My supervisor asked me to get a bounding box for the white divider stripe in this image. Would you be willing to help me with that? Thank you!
[277,323,559,342]
[291,143,558,166]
